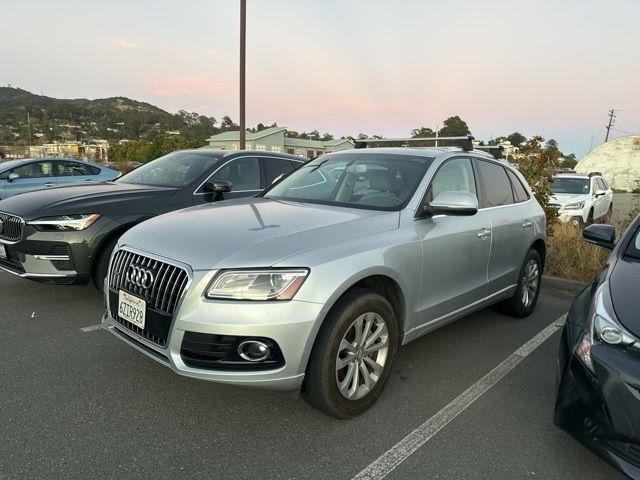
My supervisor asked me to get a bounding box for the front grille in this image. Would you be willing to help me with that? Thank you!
[598,438,640,466]
[108,249,190,347]
[109,249,189,315]
[0,212,23,242]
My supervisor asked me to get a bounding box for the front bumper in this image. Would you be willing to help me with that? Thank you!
[102,276,325,391]
[0,218,113,284]
[555,321,640,478]
[557,210,585,225]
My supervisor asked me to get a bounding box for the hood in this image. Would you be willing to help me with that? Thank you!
[549,193,588,206]
[119,197,400,270]
[0,182,177,219]
[609,257,640,338]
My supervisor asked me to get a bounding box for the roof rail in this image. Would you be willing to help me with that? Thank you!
[354,135,474,151]
[588,171,603,178]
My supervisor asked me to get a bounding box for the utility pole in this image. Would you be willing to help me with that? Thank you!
[605,108,616,142]
[239,0,246,150]
[26,111,32,148]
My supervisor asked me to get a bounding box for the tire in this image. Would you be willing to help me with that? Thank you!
[586,208,594,226]
[92,236,119,290]
[303,288,398,419]
[499,249,542,318]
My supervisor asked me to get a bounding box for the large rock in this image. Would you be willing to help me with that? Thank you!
[576,136,640,191]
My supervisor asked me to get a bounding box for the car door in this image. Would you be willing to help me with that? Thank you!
[4,160,56,197]
[55,160,100,186]
[414,157,491,325]
[192,156,263,205]
[475,159,532,296]
[594,178,610,219]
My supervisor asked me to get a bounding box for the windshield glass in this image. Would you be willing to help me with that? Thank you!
[262,153,434,210]
[116,151,222,187]
[551,177,590,195]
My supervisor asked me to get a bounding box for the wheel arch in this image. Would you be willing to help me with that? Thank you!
[530,238,547,270]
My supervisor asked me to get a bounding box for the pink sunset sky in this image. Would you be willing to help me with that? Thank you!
[2,0,639,157]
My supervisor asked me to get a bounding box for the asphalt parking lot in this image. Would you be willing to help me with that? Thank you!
[0,272,626,480]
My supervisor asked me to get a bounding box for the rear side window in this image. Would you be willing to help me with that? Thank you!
[57,161,99,176]
[476,160,514,208]
[263,158,298,185]
[507,170,530,203]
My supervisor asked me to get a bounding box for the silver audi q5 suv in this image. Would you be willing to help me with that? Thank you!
[102,145,546,418]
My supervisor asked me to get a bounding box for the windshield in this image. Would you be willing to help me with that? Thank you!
[116,151,222,187]
[262,153,434,210]
[551,177,590,195]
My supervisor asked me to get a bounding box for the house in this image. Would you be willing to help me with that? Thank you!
[205,127,353,158]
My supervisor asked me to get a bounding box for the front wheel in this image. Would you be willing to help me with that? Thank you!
[499,249,542,318]
[303,289,398,418]
[92,236,119,290]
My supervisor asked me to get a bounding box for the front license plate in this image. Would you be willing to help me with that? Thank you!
[118,290,146,329]
[0,244,6,260]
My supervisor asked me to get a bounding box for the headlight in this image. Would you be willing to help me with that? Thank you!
[205,269,309,301]
[564,201,585,210]
[29,214,101,231]
[576,282,638,371]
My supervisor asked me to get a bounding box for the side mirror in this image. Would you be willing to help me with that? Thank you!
[7,172,19,182]
[425,191,478,216]
[203,180,233,194]
[583,224,616,249]
[595,189,606,197]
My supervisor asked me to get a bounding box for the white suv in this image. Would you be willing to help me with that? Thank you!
[549,172,613,226]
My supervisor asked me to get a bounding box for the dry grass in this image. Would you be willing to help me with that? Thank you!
[545,213,634,282]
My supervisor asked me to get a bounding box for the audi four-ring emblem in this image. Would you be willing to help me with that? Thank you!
[126,265,155,289]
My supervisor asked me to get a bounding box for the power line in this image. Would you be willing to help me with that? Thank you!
[605,108,616,142]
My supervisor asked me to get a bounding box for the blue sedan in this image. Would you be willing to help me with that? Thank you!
[0,157,120,199]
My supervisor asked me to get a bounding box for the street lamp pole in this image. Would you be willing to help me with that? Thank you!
[239,0,246,150]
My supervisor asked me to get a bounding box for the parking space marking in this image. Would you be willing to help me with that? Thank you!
[79,324,104,333]
[351,313,567,480]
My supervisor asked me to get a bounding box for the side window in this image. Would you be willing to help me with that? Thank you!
[596,178,607,191]
[476,160,514,208]
[212,157,260,191]
[11,161,53,179]
[263,158,298,185]
[428,158,477,201]
[507,169,530,203]
[57,161,96,176]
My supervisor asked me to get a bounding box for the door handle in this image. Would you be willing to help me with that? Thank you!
[477,228,491,239]
[44,182,54,187]
[522,220,533,228]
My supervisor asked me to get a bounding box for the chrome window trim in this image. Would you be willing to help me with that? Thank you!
[106,244,194,353]
[193,155,304,196]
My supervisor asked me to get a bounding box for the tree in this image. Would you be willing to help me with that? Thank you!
[515,136,560,235]
[219,116,239,132]
[560,154,577,169]
[438,116,471,137]
[411,127,435,138]
[507,132,526,147]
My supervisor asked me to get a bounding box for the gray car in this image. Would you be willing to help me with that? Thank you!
[102,146,546,418]
[0,157,120,199]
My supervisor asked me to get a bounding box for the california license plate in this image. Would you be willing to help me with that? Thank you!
[118,290,146,329]
[0,244,6,260]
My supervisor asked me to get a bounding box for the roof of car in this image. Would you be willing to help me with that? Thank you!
[194,148,304,160]
[328,146,500,160]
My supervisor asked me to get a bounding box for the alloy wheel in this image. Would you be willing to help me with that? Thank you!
[335,312,389,400]
[521,259,540,308]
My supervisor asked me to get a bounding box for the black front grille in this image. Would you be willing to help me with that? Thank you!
[180,332,285,371]
[108,249,190,347]
[598,439,640,466]
[0,212,23,242]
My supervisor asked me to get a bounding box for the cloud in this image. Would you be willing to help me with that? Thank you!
[149,75,230,97]
[115,38,139,48]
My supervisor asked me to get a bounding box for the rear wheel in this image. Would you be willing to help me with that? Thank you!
[92,236,119,290]
[303,289,398,418]
[499,249,542,318]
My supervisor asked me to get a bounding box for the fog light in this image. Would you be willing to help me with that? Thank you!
[238,340,271,362]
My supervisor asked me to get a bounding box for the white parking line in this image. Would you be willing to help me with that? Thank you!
[79,324,104,333]
[351,313,568,480]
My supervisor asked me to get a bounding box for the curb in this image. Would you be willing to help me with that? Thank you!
[542,275,588,294]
